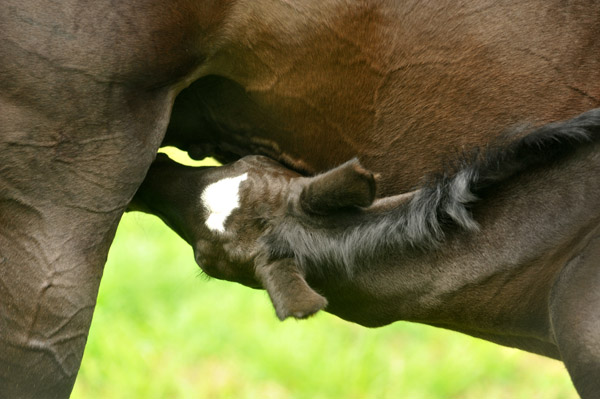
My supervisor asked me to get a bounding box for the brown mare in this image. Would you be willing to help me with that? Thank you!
[1,0,599,397]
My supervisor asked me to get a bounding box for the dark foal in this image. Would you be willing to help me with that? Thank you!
[132,153,355,320]
[134,109,600,397]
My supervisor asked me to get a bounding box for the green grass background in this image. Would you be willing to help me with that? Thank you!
[71,151,577,399]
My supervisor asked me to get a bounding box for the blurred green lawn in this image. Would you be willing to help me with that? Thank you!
[71,151,577,399]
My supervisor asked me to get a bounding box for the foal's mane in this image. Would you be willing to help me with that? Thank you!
[267,108,600,276]
[407,108,600,245]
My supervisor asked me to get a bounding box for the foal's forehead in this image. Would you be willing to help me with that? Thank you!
[201,173,248,233]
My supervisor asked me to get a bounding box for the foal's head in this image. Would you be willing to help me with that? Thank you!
[182,155,377,320]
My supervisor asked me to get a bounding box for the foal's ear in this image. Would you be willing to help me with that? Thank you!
[300,158,376,215]
[256,258,327,320]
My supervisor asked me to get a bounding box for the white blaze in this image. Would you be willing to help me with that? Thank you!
[201,173,248,233]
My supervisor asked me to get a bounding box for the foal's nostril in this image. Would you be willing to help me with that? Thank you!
[194,251,207,269]
[194,240,213,267]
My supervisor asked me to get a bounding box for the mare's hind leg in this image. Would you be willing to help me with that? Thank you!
[550,233,600,398]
